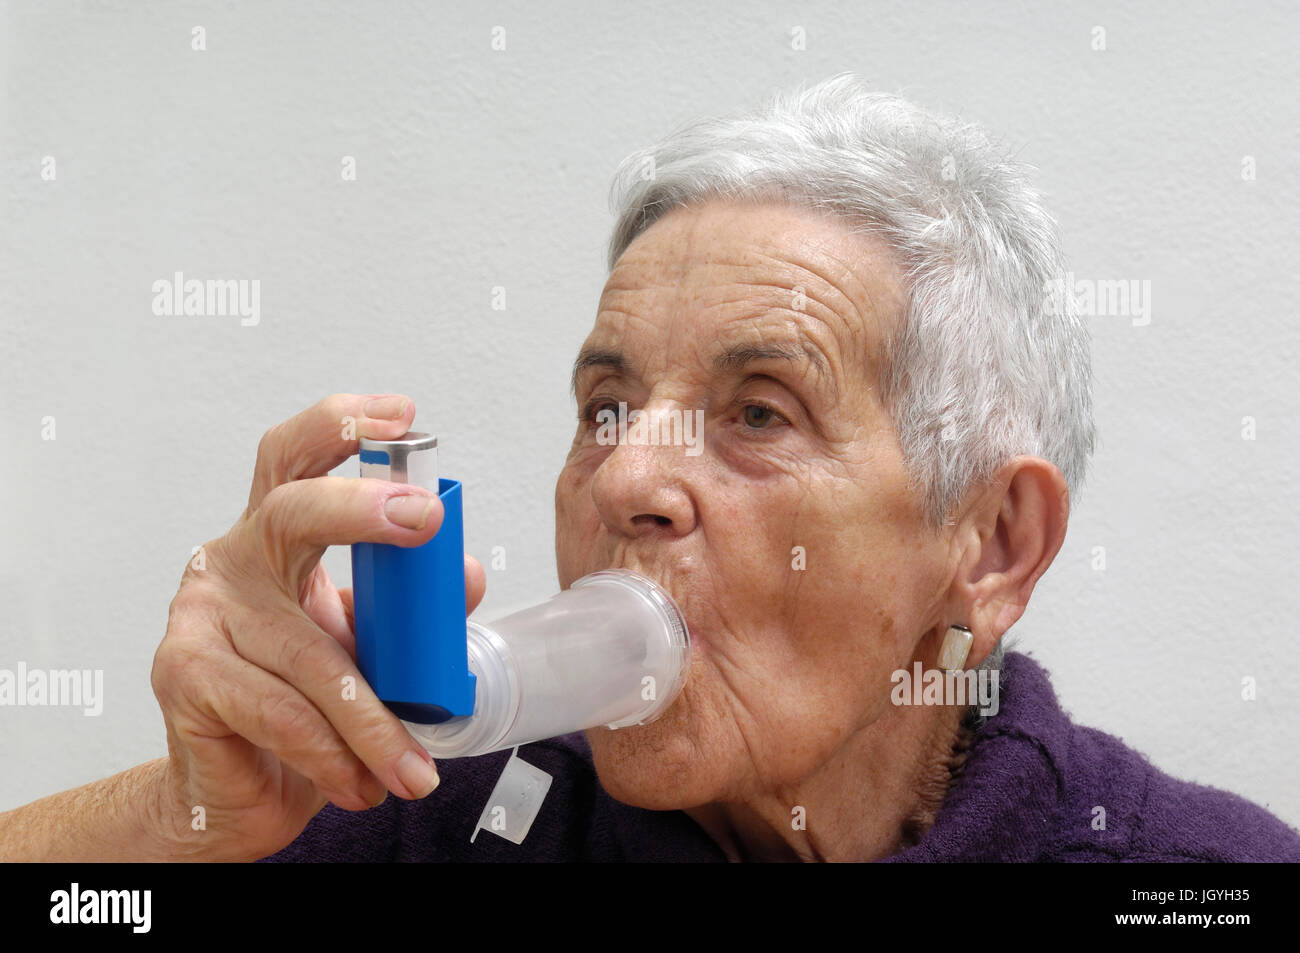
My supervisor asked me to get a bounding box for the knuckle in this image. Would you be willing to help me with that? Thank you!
[260,701,361,798]
[336,759,375,800]
[166,634,215,683]
[254,420,302,490]
[149,650,170,702]
[152,631,215,701]
[351,705,410,762]
[253,440,277,489]
[170,566,217,612]
[279,629,339,686]
[248,497,315,592]
[257,691,323,750]
[257,480,293,524]
[253,486,304,560]
[335,477,382,527]
[322,393,352,426]
[256,422,286,466]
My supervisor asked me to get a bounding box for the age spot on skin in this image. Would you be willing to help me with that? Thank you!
[877,606,894,640]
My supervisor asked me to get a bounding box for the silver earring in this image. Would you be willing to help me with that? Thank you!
[938,624,973,672]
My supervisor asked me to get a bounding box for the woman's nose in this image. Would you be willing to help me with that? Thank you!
[589,407,698,539]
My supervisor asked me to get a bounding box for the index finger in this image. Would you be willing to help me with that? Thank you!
[246,393,417,515]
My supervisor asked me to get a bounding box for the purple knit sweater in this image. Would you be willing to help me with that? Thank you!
[258,651,1300,862]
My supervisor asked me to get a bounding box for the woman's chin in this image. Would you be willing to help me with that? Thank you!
[584,715,719,810]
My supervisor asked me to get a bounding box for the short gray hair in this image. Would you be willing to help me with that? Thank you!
[606,73,1096,529]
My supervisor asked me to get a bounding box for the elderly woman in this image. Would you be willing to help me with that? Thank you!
[3,74,1297,863]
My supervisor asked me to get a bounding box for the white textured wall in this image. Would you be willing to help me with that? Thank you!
[2,0,1298,832]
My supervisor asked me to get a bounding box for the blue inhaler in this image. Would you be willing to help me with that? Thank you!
[350,432,476,724]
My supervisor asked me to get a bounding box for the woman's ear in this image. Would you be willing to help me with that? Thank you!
[947,456,1070,666]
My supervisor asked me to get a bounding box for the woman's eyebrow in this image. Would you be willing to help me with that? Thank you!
[569,340,838,400]
[570,347,631,396]
[713,341,837,402]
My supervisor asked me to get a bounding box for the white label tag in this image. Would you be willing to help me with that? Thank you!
[471,746,553,846]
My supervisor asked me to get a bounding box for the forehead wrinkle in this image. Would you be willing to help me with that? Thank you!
[592,278,853,408]
[709,277,860,403]
[716,200,903,327]
[717,318,839,404]
[733,247,895,402]
[744,245,892,342]
[592,204,903,409]
[572,301,664,397]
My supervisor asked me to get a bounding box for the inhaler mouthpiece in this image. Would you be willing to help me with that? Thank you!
[406,569,691,758]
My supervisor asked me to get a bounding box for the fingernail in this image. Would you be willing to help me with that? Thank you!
[364,396,407,420]
[385,494,435,530]
[396,749,440,799]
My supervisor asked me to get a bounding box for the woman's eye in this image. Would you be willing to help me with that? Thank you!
[741,403,783,429]
[581,399,622,425]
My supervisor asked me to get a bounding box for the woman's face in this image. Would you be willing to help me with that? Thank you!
[555,198,961,808]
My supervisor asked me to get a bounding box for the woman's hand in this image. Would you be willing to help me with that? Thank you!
[149,393,485,861]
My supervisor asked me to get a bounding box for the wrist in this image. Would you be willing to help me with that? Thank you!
[0,758,205,862]
[142,757,206,861]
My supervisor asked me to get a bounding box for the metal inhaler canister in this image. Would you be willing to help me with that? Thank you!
[350,432,476,724]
